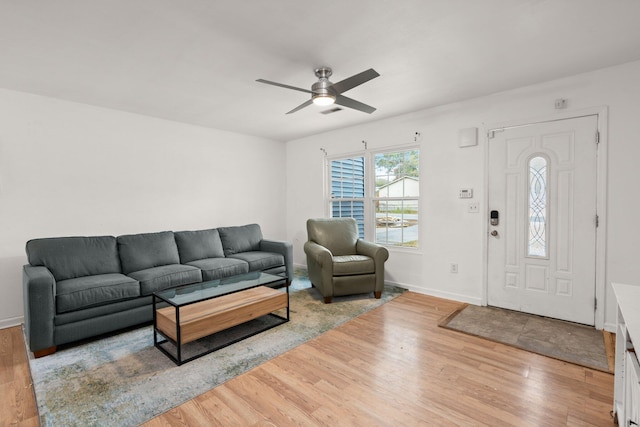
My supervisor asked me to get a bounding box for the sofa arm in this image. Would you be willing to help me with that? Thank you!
[260,239,294,283]
[23,265,56,353]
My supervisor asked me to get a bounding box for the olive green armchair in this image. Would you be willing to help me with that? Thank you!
[304,218,389,303]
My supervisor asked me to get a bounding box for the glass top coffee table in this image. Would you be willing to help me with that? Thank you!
[153,271,289,365]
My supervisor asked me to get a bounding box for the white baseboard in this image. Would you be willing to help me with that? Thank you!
[0,316,23,330]
[603,321,617,333]
[386,280,483,306]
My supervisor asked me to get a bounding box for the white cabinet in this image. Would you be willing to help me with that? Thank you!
[624,351,640,425]
[613,283,640,426]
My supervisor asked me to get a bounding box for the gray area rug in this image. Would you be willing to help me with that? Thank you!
[440,304,611,373]
[29,271,405,427]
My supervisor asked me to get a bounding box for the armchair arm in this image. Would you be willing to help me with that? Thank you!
[23,265,56,353]
[356,240,389,292]
[303,241,333,268]
[304,241,335,299]
[260,239,294,283]
[356,240,389,264]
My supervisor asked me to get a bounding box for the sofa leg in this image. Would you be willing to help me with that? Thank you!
[374,291,382,299]
[33,346,57,358]
[324,296,332,304]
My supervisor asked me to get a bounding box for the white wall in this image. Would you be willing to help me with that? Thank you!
[0,89,286,327]
[3,60,639,331]
[286,60,640,331]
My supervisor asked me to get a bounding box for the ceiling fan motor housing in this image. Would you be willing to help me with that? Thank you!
[312,80,335,97]
[312,67,335,98]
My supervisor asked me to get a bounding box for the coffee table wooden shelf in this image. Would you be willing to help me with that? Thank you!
[152,272,289,365]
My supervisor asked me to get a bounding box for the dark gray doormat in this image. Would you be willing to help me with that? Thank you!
[439,304,613,373]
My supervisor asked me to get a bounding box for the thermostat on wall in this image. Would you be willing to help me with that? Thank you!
[459,188,473,199]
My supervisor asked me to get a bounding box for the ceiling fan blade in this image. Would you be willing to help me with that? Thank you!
[329,68,380,95]
[286,99,313,114]
[334,95,376,114]
[256,79,313,94]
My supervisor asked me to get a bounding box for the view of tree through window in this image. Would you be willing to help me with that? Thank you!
[375,150,419,247]
[329,149,419,247]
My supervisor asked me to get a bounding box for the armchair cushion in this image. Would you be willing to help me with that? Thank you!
[333,255,374,276]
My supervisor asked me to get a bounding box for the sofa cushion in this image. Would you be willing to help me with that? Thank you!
[174,229,225,263]
[332,255,374,276]
[117,231,180,274]
[218,224,263,256]
[227,251,284,273]
[55,295,152,326]
[128,264,202,296]
[26,236,121,281]
[56,273,139,313]
[186,258,249,281]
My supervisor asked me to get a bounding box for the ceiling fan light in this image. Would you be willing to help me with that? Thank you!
[313,95,336,106]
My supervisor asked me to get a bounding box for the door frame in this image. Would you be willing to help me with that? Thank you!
[482,106,608,329]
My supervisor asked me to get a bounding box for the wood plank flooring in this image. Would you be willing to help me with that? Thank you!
[0,292,615,426]
[143,292,615,426]
[0,325,38,427]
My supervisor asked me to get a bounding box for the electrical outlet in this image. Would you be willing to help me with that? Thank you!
[468,202,479,213]
[450,263,458,273]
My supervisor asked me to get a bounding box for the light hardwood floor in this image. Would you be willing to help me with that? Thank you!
[1,292,614,426]
[0,325,38,426]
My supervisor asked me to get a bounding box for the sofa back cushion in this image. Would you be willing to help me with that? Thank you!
[26,236,121,281]
[117,231,180,274]
[174,229,225,263]
[218,224,263,256]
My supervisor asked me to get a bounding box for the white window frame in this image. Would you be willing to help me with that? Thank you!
[325,144,420,249]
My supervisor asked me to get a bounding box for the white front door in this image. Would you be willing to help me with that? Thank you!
[487,115,599,325]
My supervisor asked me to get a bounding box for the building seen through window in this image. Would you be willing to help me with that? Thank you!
[329,148,419,248]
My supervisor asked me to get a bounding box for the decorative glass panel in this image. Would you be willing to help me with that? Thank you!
[528,156,547,257]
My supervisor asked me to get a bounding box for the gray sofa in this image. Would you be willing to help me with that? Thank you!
[22,224,292,357]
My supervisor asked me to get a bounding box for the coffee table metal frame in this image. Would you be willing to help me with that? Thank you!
[152,271,289,365]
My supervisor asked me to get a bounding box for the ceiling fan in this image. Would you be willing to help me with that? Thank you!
[256,67,379,114]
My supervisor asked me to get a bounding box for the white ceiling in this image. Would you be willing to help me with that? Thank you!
[2,0,640,142]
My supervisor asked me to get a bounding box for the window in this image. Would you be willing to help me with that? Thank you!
[328,148,419,247]
[329,157,365,237]
[374,150,419,247]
